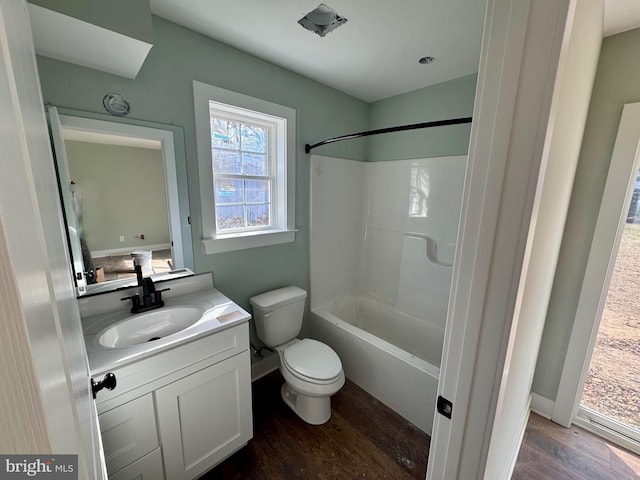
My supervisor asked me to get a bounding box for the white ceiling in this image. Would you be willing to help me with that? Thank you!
[604,0,640,36]
[149,0,487,103]
[149,0,640,103]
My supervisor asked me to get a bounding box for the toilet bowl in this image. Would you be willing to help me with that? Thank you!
[277,338,345,424]
[250,287,344,425]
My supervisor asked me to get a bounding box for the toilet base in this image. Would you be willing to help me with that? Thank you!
[281,383,332,425]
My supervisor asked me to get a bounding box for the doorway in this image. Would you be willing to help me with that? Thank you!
[555,103,640,454]
[578,168,640,446]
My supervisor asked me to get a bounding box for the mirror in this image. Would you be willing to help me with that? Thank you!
[48,107,194,297]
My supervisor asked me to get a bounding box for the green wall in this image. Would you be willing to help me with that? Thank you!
[65,141,169,253]
[533,28,640,400]
[37,15,369,313]
[366,74,476,161]
[37,13,476,324]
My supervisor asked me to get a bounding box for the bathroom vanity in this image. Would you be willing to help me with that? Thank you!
[80,274,252,480]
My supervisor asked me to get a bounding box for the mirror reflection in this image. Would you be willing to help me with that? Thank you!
[48,107,194,296]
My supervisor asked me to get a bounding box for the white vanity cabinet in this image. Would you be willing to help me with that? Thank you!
[98,393,160,475]
[108,449,164,480]
[94,322,252,480]
[156,351,251,479]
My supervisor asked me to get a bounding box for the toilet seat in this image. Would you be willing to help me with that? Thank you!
[282,339,342,385]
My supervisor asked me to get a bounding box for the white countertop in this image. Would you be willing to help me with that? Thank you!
[81,273,251,375]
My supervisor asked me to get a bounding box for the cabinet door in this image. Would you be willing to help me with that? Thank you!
[98,394,158,475]
[155,351,252,480]
[109,448,163,480]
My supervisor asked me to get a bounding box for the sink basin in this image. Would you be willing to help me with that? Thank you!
[97,306,204,348]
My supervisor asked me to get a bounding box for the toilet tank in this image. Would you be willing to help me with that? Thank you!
[250,286,307,347]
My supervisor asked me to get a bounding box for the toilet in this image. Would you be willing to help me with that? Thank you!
[250,286,345,425]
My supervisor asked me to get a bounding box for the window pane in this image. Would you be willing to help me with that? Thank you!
[242,153,268,176]
[211,118,240,149]
[213,149,242,174]
[215,178,244,204]
[216,205,245,230]
[247,204,270,227]
[245,179,270,203]
[241,124,266,153]
[207,106,281,235]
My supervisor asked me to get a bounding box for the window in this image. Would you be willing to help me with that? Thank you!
[194,81,296,254]
[211,114,273,232]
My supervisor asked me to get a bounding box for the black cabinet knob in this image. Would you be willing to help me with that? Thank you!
[91,372,117,399]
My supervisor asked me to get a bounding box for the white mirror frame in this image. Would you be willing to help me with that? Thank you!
[48,106,190,296]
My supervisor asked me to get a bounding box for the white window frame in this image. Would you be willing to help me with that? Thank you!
[210,107,276,234]
[194,81,296,254]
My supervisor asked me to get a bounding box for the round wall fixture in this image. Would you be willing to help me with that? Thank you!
[418,56,436,65]
[103,93,130,117]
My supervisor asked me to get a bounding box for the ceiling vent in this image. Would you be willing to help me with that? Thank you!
[298,4,347,37]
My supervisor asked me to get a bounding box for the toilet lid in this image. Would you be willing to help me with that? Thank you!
[283,339,342,381]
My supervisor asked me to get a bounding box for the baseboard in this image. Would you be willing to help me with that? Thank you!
[92,243,171,258]
[501,398,532,480]
[531,393,554,419]
[251,353,279,382]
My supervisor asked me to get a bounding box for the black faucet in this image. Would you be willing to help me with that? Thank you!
[121,264,169,313]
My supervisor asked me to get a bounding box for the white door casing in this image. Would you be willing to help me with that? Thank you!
[0,0,105,477]
[553,103,640,427]
[427,0,573,478]
[483,0,603,477]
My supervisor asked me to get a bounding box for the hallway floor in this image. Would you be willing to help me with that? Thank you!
[513,413,640,479]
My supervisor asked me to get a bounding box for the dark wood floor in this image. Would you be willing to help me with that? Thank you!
[513,413,640,479]
[202,370,640,479]
[202,370,430,480]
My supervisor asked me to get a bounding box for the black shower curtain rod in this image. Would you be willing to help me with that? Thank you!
[304,116,473,154]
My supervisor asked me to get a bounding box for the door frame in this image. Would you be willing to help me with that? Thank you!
[427,0,573,478]
[0,1,105,476]
[553,103,640,439]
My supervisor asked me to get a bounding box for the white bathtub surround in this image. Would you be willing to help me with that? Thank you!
[396,235,451,327]
[309,157,366,308]
[309,154,466,432]
[310,154,465,313]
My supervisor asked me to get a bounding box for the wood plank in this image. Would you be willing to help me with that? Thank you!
[513,413,640,480]
[203,374,640,480]
[201,371,429,480]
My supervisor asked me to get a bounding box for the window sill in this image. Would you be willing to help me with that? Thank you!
[202,229,297,254]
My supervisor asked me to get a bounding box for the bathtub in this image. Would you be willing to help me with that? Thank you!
[310,294,442,434]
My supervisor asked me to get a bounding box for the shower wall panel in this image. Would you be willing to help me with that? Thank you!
[360,157,466,319]
[310,154,466,325]
[309,155,366,309]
